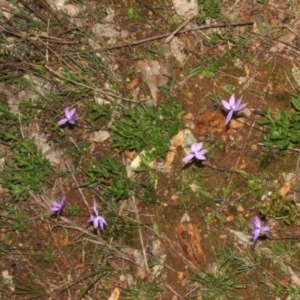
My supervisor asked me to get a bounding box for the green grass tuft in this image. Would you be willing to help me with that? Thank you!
[111,99,182,158]
[0,139,52,201]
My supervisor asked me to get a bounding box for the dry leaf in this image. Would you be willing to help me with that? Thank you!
[108,288,120,300]
[165,130,184,167]
[176,222,206,269]
[279,182,291,197]
[136,60,169,104]
[126,78,139,90]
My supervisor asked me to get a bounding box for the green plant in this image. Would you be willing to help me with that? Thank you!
[84,103,111,129]
[111,99,182,158]
[68,204,80,216]
[44,240,55,263]
[193,253,246,299]
[127,6,139,20]
[197,0,221,24]
[122,279,164,299]
[258,191,300,225]
[0,139,52,200]
[6,207,30,232]
[15,279,45,299]
[81,156,134,201]
[259,95,300,150]
[187,56,221,79]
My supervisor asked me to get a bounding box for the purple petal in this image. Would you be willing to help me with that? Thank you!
[88,215,95,223]
[93,200,99,216]
[68,107,76,118]
[252,216,261,229]
[225,110,234,125]
[235,96,243,107]
[229,94,236,107]
[58,197,65,206]
[68,118,76,125]
[182,153,194,163]
[194,149,207,160]
[221,100,231,110]
[191,142,202,153]
[261,226,270,233]
[64,107,71,118]
[99,216,107,230]
[234,103,246,112]
[93,217,99,229]
[251,229,260,241]
[58,118,68,126]
[50,206,59,212]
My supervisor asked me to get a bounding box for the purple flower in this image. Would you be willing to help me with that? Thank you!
[88,200,107,231]
[50,196,65,215]
[221,94,246,125]
[58,107,77,126]
[182,142,207,164]
[251,216,270,242]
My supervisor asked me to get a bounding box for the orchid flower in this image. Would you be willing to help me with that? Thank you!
[88,200,107,231]
[251,216,270,242]
[182,142,207,164]
[58,107,77,126]
[221,94,246,125]
[50,196,65,216]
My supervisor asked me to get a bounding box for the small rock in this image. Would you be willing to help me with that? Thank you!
[89,130,110,142]
[229,118,245,129]
[62,4,84,17]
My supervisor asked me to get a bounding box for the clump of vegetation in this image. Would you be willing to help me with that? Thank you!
[258,191,300,225]
[81,156,134,201]
[259,94,300,150]
[111,99,182,158]
[0,139,52,200]
[197,0,221,24]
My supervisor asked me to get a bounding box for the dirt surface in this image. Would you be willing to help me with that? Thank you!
[2,1,300,299]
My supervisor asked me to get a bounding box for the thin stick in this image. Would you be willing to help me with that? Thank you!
[164,283,185,300]
[132,195,149,272]
[102,20,254,50]
[165,16,194,44]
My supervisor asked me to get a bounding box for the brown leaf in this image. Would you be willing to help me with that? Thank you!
[279,182,291,197]
[177,222,206,269]
[136,60,169,104]
[126,78,138,90]
[108,287,120,300]
[165,130,184,167]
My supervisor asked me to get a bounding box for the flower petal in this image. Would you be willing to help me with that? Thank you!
[191,142,202,153]
[261,226,270,233]
[58,118,68,126]
[182,153,194,163]
[68,107,76,118]
[93,217,99,229]
[221,100,231,110]
[252,216,261,229]
[194,149,207,160]
[93,200,99,216]
[251,229,260,241]
[235,96,243,107]
[225,110,234,125]
[88,215,95,223]
[229,94,235,106]
[235,103,246,112]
